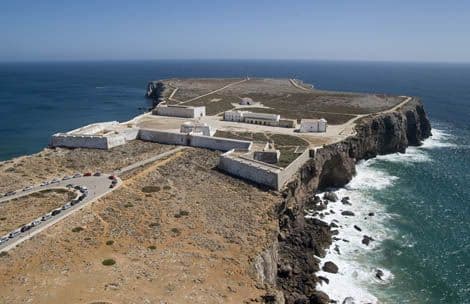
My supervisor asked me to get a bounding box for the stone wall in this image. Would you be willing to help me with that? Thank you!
[218,151,281,189]
[50,134,110,149]
[138,129,252,151]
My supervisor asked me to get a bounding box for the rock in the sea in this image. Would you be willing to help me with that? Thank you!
[318,276,329,285]
[341,197,351,205]
[353,225,362,231]
[368,212,375,216]
[278,264,293,278]
[376,269,384,280]
[263,289,286,304]
[342,297,356,304]
[323,192,338,202]
[322,261,339,273]
[341,211,355,216]
[362,235,374,246]
[309,290,330,304]
[330,222,338,228]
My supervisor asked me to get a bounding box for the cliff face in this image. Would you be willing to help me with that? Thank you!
[145,81,166,105]
[263,98,431,304]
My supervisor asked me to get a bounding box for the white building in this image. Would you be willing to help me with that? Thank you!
[299,118,327,133]
[153,105,206,118]
[240,97,255,105]
[224,110,245,122]
[180,121,215,136]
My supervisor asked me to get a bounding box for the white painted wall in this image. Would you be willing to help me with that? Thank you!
[154,105,206,118]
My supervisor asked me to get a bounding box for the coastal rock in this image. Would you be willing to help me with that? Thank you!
[263,290,286,304]
[362,235,374,246]
[323,192,338,202]
[375,269,384,280]
[341,211,355,216]
[342,297,356,304]
[322,261,338,274]
[341,197,351,205]
[353,225,362,232]
[318,276,329,285]
[309,291,330,304]
[276,98,431,302]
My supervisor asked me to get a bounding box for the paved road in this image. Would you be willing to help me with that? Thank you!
[0,147,185,252]
[0,175,120,252]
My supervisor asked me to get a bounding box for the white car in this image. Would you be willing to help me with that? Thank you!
[9,230,21,238]
[31,219,42,227]
[62,203,72,210]
[62,176,72,180]
[40,181,49,187]
[51,178,60,184]
[0,236,9,244]
[41,214,52,221]
[22,186,33,192]
[73,173,82,178]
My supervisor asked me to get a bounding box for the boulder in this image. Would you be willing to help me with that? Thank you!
[375,269,384,280]
[323,192,338,202]
[309,290,330,304]
[341,211,355,216]
[368,212,375,216]
[322,261,339,273]
[362,235,374,246]
[353,225,362,232]
[342,297,356,304]
[318,276,329,285]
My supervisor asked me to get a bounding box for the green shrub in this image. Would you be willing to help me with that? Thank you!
[171,228,181,236]
[0,251,9,258]
[124,202,133,208]
[106,240,114,246]
[72,227,84,233]
[148,245,157,250]
[141,186,161,193]
[102,258,116,266]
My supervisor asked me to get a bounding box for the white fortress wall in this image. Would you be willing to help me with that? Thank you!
[105,134,127,149]
[67,121,120,135]
[277,149,312,189]
[138,129,188,145]
[120,128,140,140]
[218,150,280,189]
[50,134,110,149]
[190,135,252,151]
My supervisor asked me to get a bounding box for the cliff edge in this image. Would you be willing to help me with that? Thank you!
[260,98,431,303]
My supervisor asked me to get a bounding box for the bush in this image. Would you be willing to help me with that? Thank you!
[141,186,161,193]
[148,222,159,227]
[124,202,133,208]
[72,227,84,233]
[106,240,114,246]
[171,228,181,236]
[148,245,157,250]
[0,251,9,258]
[102,258,116,266]
[163,185,171,190]
[0,217,6,221]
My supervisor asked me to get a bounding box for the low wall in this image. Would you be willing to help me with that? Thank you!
[277,149,312,188]
[50,134,110,149]
[138,129,252,152]
[218,151,280,189]
[68,121,119,135]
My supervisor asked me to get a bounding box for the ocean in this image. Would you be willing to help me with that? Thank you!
[0,60,469,303]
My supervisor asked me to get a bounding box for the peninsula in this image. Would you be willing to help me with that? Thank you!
[0,78,431,304]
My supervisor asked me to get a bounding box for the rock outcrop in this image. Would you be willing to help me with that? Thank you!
[145,81,166,105]
[270,98,431,303]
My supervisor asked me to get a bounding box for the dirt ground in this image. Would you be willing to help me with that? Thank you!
[160,78,404,121]
[0,140,175,195]
[0,189,75,235]
[0,147,280,304]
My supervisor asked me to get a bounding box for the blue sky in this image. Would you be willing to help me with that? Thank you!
[1,0,469,62]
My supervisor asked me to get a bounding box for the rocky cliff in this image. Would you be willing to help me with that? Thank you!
[145,81,166,105]
[261,98,431,304]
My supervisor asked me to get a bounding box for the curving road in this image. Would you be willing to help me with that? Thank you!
[0,175,121,252]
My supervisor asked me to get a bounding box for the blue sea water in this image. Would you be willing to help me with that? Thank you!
[0,60,469,303]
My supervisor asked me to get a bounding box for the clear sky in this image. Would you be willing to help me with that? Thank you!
[1,0,470,62]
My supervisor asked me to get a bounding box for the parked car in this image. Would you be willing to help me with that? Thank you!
[109,184,115,189]
[62,203,72,210]
[62,176,72,180]
[5,191,16,196]
[108,175,116,180]
[73,173,82,178]
[40,181,49,187]
[9,230,21,238]
[71,199,79,206]
[0,236,9,245]
[78,194,86,201]
[51,178,60,184]
[66,184,74,188]
[84,172,92,177]
[22,186,33,191]
[41,214,52,221]
[74,185,82,190]
[93,172,101,177]
[81,186,88,192]
[20,225,32,233]
[51,209,61,216]
[31,219,42,227]
[111,179,118,185]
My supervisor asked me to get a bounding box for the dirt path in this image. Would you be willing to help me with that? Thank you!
[178,78,249,104]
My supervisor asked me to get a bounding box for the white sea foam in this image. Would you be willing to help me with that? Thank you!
[307,126,456,303]
[308,160,399,303]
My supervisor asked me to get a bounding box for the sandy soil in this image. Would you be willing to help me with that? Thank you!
[0,189,75,235]
[0,147,279,304]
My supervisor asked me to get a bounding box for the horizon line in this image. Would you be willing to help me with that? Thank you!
[1,58,470,65]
